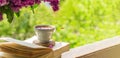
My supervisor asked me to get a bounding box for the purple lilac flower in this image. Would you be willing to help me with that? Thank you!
[9,0,22,12]
[0,12,3,21]
[50,0,59,11]
[0,0,59,22]
[0,0,8,6]
[10,5,21,12]
[44,0,59,11]
[35,0,41,4]
[21,0,34,6]
[9,0,42,12]
[52,5,59,11]
[1,0,59,12]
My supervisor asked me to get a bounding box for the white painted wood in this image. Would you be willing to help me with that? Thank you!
[62,36,120,58]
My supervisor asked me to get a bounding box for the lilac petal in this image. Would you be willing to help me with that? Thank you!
[52,6,59,11]
[35,0,41,4]
[49,44,54,48]
[0,0,8,6]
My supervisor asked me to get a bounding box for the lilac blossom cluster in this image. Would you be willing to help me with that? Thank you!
[0,0,59,21]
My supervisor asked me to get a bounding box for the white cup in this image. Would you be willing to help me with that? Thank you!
[34,25,55,43]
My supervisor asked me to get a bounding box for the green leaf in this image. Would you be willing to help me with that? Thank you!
[4,6,14,23]
[15,12,20,17]
[32,4,39,9]
[31,6,35,13]
[31,4,39,13]
[7,11,14,23]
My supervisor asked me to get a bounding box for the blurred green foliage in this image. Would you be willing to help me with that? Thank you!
[1,0,120,48]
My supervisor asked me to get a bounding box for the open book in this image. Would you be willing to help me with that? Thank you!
[0,37,53,58]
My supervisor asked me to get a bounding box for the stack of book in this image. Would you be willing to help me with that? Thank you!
[0,37,70,58]
[0,38,53,58]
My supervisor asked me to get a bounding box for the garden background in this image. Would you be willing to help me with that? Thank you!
[0,0,120,48]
